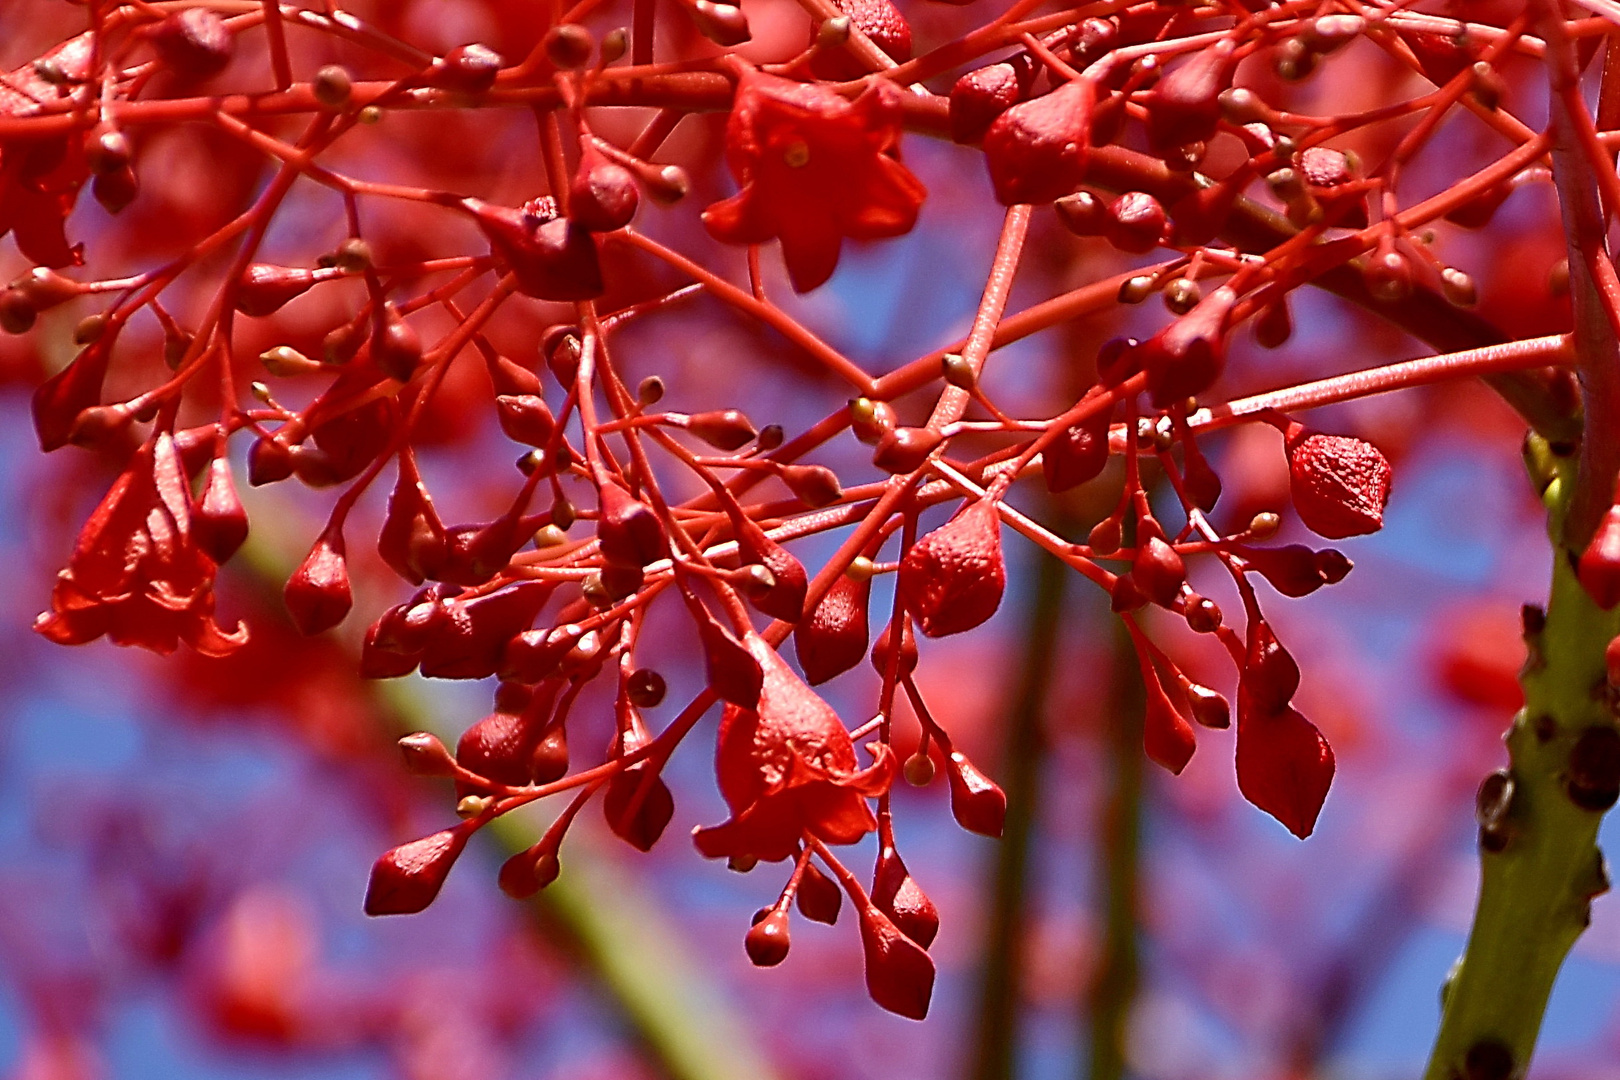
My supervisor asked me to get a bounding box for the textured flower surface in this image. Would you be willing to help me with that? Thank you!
[0,34,94,268]
[695,635,895,862]
[702,69,926,292]
[35,433,246,656]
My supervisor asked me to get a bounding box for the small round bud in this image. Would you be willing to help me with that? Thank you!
[903,752,935,786]
[313,65,354,109]
[1441,267,1477,307]
[456,794,493,818]
[73,313,107,345]
[582,572,612,609]
[260,345,321,376]
[0,290,37,334]
[550,496,576,531]
[637,375,665,405]
[599,28,629,64]
[1117,275,1156,304]
[745,909,791,967]
[1162,277,1202,315]
[627,668,667,708]
[533,524,569,547]
[817,15,851,48]
[846,555,876,581]
[941,352,975,390]
[398,732,458,776]
[334,237,373,273]
[1247,511,1281,539]
[544,24,594,69]
[358,105,383,124]
[1185,595,1222,633]
[849,397,898,444]
[755,423,784,450]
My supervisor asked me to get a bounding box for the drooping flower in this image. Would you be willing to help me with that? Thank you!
[703,69,926,293]
[0,34,97,269]
[694,635,896,862]
[35,433,247,656]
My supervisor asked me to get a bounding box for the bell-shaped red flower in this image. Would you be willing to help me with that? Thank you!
[694,635,896,863]
[703,69,926,293]
[34,433,247,656]
[1287,428,1392,539]
[1236,704,1335,839]
[982,79,1094,206]
[897,499,1006,637]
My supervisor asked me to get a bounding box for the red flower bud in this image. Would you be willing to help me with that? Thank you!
[949,60,1028,144]
[736,518,807,623]
[498,840,561,899]
[427,43,503,94]
[603,762,676,851]
[850,397,898,443]
[796,572,872,684]
[871,845,938,946]
[398,731,459,777]
[693,604,764,708]
[872,426,942,473]
[373,308,423,383]
[1042,409,1111,492]
[1242,619,1300,716]
[1183,681,1230,729]
[364,825,473,915]
[1132,534,1185,607]
[193,456,249,564]
[33,343,110,452]
[796,862,842,925]
[1235,543,1351,597]
[1236,705,1335,838]
[495,394,555,446]
[284,529,352,635]
[150,8,234,80]
[1104,192,1167,254]
[569,144,640,232]
[456,707,543,787]
[945,750,1005,837]
[780,464,842,508]
[1143,672,1196,774]
[983,79,1094,206]
[1145,41,1235,152]
[597,484,665,568]
[466,198,604,301]
[858,904,935,1020]
[745,908,792,966]
[898,499,1006,637]
[531,722,570,783]
[1287,429,1392,539]
[810,0,912,80]
[235,264,316,317]
[1578,504,1620,610]
[686,409,757,451]
[870,617,918,679]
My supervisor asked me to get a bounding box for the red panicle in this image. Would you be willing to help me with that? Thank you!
[703,69,926,293]
[34,433,247,657]
[1287,429,1393,539]
[694,635,895,863]
[898,499,1006,637]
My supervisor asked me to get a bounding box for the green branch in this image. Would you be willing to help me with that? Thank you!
[1423,440,1619,1080]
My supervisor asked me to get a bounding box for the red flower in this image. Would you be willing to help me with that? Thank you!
[1,34,97,269]
[703,69,926,293]
[34,433,247,656]
[694,634,896,862]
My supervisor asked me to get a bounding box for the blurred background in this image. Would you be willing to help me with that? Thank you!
[2,1,1619,1078]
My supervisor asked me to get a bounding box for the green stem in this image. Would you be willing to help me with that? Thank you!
[1422,443,1619,1080]
[968,544,1068,1080]
[1086,618,1146,1080]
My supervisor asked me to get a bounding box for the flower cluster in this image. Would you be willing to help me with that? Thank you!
[3,0,1572,1020]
